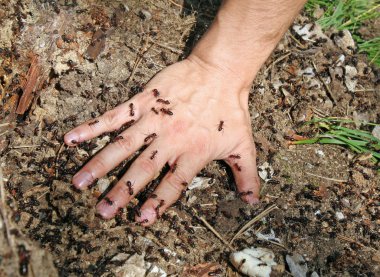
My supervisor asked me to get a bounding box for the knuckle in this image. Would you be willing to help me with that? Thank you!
[115,135,135,153]
[91,157,108,171]
[137,158,156,176]
[103,110,120,127]
[166,172,187,194]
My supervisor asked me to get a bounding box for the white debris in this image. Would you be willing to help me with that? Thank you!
[336,211,345,221]
[188,177,214,190]
[336,54,345,66]
[230,247,277,277]
[345,65,358,92]
[91,136,110,155]
[333,29,356,54]
[286,254,308,277]
[258,162,274,182]
[311,272,320,277]
[112,253,167,277]
[97,178,110,193]
[256,229,282,244]
[315,149,325,157]
[292,23,329,42]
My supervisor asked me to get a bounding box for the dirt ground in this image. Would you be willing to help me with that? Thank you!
[0,0,379,276]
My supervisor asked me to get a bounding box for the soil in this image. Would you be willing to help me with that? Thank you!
[0,1,379,277]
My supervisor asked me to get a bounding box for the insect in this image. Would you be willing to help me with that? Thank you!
[150,150,158,160]
[104,197,113,205]
[134,207,141,217]
[156,98,170,105]
[238,190,253,197]
[129,103,134,116]
[71,140,78,144]
[151,107,159,114]
[126,181,134,195]
[171,163,177,173]
[144,133,157,143]
[234,163,242,171]
[150,193,158,199]
[229,154,241,159]
[160,108,173,116]
[88,119,99,126]
[18,245,30,276]
[218,121,224,131]
[113,135,123,142]
[153,88,160,97]
[208,268,223,276]
[181,181,188,187]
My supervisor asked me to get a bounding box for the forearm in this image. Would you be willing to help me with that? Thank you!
[189,0,306,89]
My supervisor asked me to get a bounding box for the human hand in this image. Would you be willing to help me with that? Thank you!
[64,56,261,225]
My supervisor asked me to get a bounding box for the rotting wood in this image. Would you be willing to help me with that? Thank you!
[16,55,40,114]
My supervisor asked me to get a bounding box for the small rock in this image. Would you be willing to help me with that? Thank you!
[139,9,152,21]
[258,162,274,182]
[286,254,308,277]
[311,272,320,277]
[372,125,380,140]
[230,247,277,277]
[188,177,214,190]
[344,65,358,92]
[336,211,345,221]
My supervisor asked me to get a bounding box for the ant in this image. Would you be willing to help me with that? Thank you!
[229,154,241,159]
[153,89,160,97]
[150,193,158,199]
[126,181,134,195]
[218,121,224,131]
[144,133,157,143]
[234,163,242,171]
[238,190,253,197]
[171,163,177,173]
[160,108,173,116]
[112,135,123,142]
[103,197,113,205]
[150,150,158,160]
[151,107,159,114]
[181,181,188,187]
[208,268,223,276]
[156,98,170,105]
[88,119,99,126]
[129,103,135,116]
[71,139,78,144]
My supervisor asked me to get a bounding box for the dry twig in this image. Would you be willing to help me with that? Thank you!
[230,204,278,244]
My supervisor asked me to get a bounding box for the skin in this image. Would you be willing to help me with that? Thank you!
[64,0,307,225]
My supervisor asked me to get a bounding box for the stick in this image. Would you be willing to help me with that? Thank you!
[305,172,348,183]
[230,204,278,244]
[0,167,14,249]
[192,208,236,251]
[264,52,291,74]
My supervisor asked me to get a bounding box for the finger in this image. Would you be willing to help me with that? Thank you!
[225,142,261,205]
[71,123,150,190]
[64,100,141,145]
[137,154,205,225]
[96,144,170,219]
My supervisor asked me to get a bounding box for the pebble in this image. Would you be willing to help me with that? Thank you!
[336,211,345,221]
[139,9,152,21]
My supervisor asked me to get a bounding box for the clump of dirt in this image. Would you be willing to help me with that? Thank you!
[0,0,379,276]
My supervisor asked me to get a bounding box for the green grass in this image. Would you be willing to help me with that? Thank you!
[290,117,380,170]
[305,0,380,66]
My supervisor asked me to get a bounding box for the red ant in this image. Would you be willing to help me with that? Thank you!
[104,197,113,205]
[153,89,160,97]
[234,163,242,171]
[229,154,241,159]
[88,119,99,126]
[156,98,170,105]
[112,135,123,142]
[150,150,158,160]
[126,181,134,195]
[160,108,173,116]
[238,190,253,197]
[144,133,157,143]
[218,121,224,131]
[171,163,177,173]
[150,193,158,199]
[181,181,188,187]
[151,107,159,114]
[129,103,134,116]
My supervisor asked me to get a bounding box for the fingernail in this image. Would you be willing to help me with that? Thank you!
[72,171,93,189]
[65,132,79,145]
[96,200,116,219]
